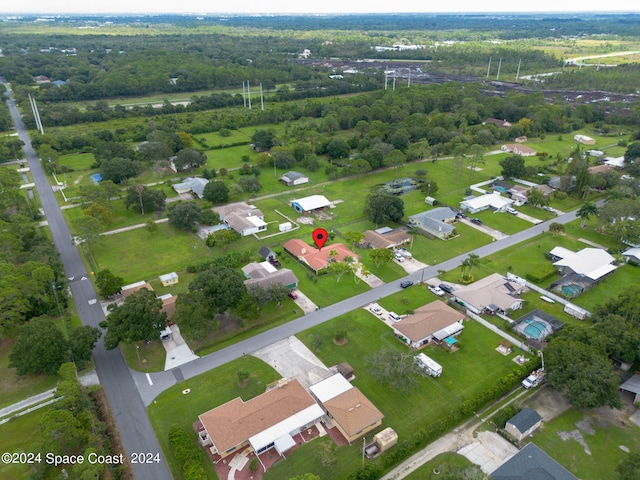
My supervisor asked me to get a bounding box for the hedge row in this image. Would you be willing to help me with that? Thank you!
[168,427,207,480]
[186,249,253,272]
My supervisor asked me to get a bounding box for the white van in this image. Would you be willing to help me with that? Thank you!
[388,312,401,322]
[506,206,518,215]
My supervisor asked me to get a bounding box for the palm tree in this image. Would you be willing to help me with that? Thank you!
[577,201,598,228]
[328,249,338,262]
[467,253,481,279]
[460,258,470,281]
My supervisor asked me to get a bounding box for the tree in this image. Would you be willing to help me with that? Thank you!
[617,452,640,480]
[173,291,211,340]
[95,269,124,297]
[208,228,241,250]
[499,155,526,179]
[326,138,350,160]
[102,288,166,350]
[124,185,166,214]
[9,316,69,375]
[545,336,621,409]
[84,201,113,225]
[168,202,202,230]
[343,231,364,247]
[466,253,480,279]
[364,192,404,226]
[68,325,100,370]
[188,266,246,315]
[623,141,640,164]
[548,222,565,234]
[203,181,229,204]
[577,201,598,228]
[100,157,141,184]
[369,248,394,268]
[328,261,354,282]
[174,148,207,171]
[526,187,548,208]
[238,175,262,193]
[366,349,424,393]
[251,130,276,151]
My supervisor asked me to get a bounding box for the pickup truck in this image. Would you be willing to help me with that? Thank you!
[522,369,544,389]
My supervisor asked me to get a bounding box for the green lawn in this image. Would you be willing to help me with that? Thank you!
[121,341,167,373]
[0,405,55,479]
[404,452,480,480]
[264,310,531,479]
[0,340,59,410]
[531,407,640,480]
[148,356,281,480]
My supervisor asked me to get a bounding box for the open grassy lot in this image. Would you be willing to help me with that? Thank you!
[0,340,59,410]
[404,452,480,480]
[531,407,640,480]
[121,341,167,373]
[0,405,54,479]
[148,355,280,480]
[264,310,529,479]
[470,209,535,235]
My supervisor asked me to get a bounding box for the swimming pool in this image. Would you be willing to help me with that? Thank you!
[561,284,582,297]
[523,320,548,339]
[90,173,103,183]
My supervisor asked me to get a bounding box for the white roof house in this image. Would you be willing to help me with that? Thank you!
[604,156,625,168]
[550,247,616,281]
[213,202,267,236]
[460,193,514,214]
[309,373,353,403]
[280,171,310,186]
[291,195,331,214]
[172,177,209,198]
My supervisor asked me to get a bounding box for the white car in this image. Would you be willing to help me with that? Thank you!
[542,205,555,213]
[394,254,404,262]
[428,285,445,297]
[369,304,382,315]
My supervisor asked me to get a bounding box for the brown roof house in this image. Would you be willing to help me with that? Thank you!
[392,300,465,348]
[501,144,537,157]
[197,379,324,459]
[242,262,299,290]
[453,273,525,315]
[121,280,154,298]
[310,373,384,444]
[284,239,358,274]
[483,118,512,129]
[361,227,411,249]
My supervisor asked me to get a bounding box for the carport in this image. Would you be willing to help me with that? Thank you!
[620,374,640,403]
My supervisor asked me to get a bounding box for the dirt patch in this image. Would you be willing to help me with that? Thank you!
[557,429,591,455]
[527,387,571,422]
[332,338,348,346]
[575,416,596,435]
[590,400,636,428]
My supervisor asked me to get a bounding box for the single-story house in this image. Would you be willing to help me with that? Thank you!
[172,177,209,198]
[604,156,625,168]
[483,118,512,129]
[407,207,457,240]
[242,262,299,290]
[501,144,538,157]
[574,134,595,145]
[213,202,267,236]
[159,293,177,321]
[33,75,51,84]
[460,193,514,214]
[309,374,384,444]
[588,164,616,175]
[283,239,357,274]
[620,373,640,404]
[622,247,640,264]
[491,443,578,480]
[454,273,525,315]
[121,280,154,298]
[280,171,310,186]
[549,246,617,281]
[290,195,332,214]
[197,379,324,459]
[259,245,277,262]
[514,136,528,143]
[392,300,465,348]
[159,272,178,287]
[505,408,543,442]
[508,184,554,205]
[361,227,411,249]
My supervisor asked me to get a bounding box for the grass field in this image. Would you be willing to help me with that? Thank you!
[531,407,640,480]
[404,452,480,479]
[148,356,280,480]
[0,405,55,479]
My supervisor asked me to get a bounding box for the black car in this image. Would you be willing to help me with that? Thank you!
[400,281,414,288]
[439,283,454,295]
[470,218,483,225]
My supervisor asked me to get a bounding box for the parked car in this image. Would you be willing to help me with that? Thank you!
[439,283,454,295]
[470,218,483,225]
[400,280,414,288]
[542,205,555,213]
[369,304,382,315]
[505,206,518,215]
[455,212,467,219]
[394,253,405,262]
[428,285,445,296]
[288,290,298,300]
[388,312,402,322]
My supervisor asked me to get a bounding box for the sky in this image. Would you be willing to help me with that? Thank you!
[1,1,638,15]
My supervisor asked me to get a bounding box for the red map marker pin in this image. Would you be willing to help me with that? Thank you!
[312,228,329,251]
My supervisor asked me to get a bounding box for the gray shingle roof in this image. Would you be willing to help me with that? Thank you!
[491,443,577,480]
[507,408,542,433]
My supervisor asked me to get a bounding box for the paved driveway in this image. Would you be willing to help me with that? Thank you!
[291,289,317,314]
[251,336,332,388]
[457,431,518,474]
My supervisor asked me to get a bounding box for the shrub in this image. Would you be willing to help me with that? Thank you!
[168,427,207,480]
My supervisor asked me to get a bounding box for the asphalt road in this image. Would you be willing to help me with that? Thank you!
[1,80,172,480]
[135,204,596,406]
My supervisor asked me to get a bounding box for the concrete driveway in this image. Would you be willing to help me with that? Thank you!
[291,289,318,314]
[251,336,332,388]
[457,431,518,474]
[395,256,430,274]
[459,217,509,240]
